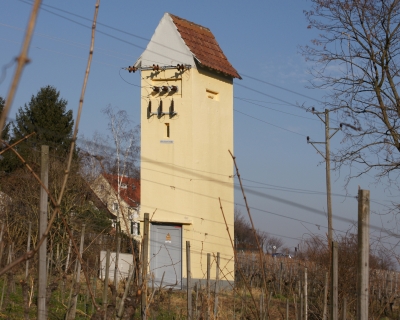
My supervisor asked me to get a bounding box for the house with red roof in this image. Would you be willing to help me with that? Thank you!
[133,13,238,289]
[91,173,140,236]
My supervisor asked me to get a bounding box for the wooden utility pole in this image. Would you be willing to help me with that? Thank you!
[186,241,192,320]
[331,241,338,320]
[141,213,150,320]
[357,189,370,320]
[307,109,341,244]
[325,109,333,243]
[37,145,48,320]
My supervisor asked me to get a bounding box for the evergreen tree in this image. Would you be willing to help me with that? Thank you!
[13,85,73,150]
[0,96,10,142]
[0,86,74,172]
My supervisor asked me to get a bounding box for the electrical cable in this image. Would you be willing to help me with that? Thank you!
[2,122,394,208]
[235,96,318,121]
[234,109,306,137]
[15,0,328,113]
[3,2,399,242]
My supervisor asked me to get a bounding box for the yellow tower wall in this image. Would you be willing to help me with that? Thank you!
[140,66,235,283]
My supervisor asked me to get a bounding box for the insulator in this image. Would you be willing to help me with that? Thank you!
[307,136,310,142]
[152,64,160,71]
[311,107,315,113]
[170,85,178,92]
[153,86,160,93]
[128,66,137,73]
[162,86,170,92]
[169,100,174,116]
[147,101,152,119]
[177,64,185,71]
[158,100,163,117]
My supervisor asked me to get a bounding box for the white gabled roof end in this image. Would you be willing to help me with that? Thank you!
[134,13,195,68]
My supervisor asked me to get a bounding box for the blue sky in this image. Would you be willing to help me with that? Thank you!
[1,0,397,251]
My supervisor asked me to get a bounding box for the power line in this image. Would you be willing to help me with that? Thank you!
[139,174,399,238]
[16,0,327,112]
[4,141,400,246]
[235,96,318,121]
[235,83,306,111]
[0,22,137,63]
[3,2,398,236]
[23,0,328,111]
[1,118,394,208]
[239,73,324,104]
[234,109,306,137]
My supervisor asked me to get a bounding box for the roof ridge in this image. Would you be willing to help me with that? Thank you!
[168,13,241,79]
[168,13,212,34]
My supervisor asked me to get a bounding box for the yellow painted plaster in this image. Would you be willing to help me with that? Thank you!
[140,66,235,281]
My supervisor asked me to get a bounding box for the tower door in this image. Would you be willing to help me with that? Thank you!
[150,224,182,289]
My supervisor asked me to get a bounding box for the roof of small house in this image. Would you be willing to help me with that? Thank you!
[82,181,115,218]
[169,14,241,79]
[102,173,140,207]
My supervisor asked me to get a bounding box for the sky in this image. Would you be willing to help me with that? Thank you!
[1,0,399,254]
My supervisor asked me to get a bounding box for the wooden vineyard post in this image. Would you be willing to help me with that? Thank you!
[67,224,86,320]
[322,271,328,320]
[186,241,192,319]
[304,267,308,320]
[357,189,370,320]
[25,222,31,279]
[114,236,121,290]
[141,213,149,320]
[331,241,338,320]
[103,249,110,318]
[342,297,347,320]
[214,252,220,318]
[37,145,48,320]
[207,253,211,320]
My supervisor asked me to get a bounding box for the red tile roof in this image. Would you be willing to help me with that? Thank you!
[169,14,241,79]
[102,174,140,208]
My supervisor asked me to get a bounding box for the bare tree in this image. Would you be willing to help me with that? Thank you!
[264,236,284,254]
[302,0,400,187]
[80,105,140,237]
[234,208,284,252]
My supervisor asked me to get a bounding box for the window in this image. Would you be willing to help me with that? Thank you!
[206,89,219,101]
[113,203,119,211]
[131,222,140,236]
[165,123,170,138]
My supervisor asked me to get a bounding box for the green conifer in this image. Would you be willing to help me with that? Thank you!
[0,86,74,172]
[0,96,10,142]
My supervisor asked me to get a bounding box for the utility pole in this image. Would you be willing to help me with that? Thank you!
[38,145,48,320]
[307,109,341,244]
